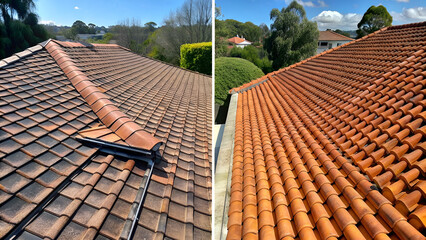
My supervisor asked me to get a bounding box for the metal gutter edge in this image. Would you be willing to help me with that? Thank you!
[214,93,238,240]
[234,77,269,94]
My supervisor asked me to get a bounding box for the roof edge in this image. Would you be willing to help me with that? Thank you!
[214,93,239,240]
[44,40,162,151]
[387,20,426,29]
[0,40,47,69]
[230,25,390,93]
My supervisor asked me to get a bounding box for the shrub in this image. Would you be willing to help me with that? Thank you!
[229,45,273,74]
[215,57,264,105]
[229,46,243,58]
[180,42,212,75]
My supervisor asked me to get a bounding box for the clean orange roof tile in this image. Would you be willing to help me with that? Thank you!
[227,21,426,239]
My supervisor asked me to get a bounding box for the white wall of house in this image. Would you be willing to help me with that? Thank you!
[317,40,351,54]
[236,40,252,48]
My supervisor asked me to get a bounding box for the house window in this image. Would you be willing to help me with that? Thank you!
[320,41,328,47]
[328,43,332,49]
[337,43,341,46]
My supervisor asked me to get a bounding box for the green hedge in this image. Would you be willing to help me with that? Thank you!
[180,42,212,75]
[215,57,264,105]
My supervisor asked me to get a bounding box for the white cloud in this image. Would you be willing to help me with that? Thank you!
[285,0,327,7]
[396,0,409,2]
[392,7,426,22]
[402,7,426,20]
[74,6,79,10]
[40,20,56,25]
[312,10,362,30]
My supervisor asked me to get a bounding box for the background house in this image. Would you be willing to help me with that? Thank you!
[317,30,353,54]
[227,35,252,48]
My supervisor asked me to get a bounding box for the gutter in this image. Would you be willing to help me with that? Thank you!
[214,93,238,240]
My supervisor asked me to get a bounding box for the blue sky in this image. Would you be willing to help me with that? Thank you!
[36,0,186,27]
[216,0,426,30]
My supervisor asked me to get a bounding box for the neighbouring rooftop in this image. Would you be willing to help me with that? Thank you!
[319,30,354,41]
[219,21,426,240]
[228,36,252,44]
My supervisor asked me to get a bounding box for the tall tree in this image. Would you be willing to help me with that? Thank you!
[88,23,96,34]
[0,0,49,58]
[0,0,35,25]
[259,23,270,39]
[356,5,392,38]
[148,0,212,65]
[71,20,89,34]
[144,21,157,32]
[264,0,319,70]
[110,19,151,54]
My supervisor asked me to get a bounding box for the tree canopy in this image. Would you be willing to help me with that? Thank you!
[264,0,319,70]
[356,5,392,38]
[146,0,212,65]
[63,20,98,40]
[0,0,50,58]
[144,21,157,32]
[215,19,264,43]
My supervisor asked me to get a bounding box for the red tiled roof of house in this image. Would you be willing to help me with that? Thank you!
[226,21,426,239]
[228,36,251,44]
[0,40,211,239]
[319,30,354,41]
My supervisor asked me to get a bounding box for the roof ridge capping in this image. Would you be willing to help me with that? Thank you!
[230,24,394,93]
[387,20,426,29]
[51,39,122,48]
[45,40,162,151]
[0,40,49,68]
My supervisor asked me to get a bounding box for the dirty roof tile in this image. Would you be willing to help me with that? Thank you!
[25,211,58,237]
[0,39,211,239]
[3,150,32,168]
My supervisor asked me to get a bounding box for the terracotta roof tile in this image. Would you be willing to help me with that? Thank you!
[226,22,426,239]
[319,30,354,41]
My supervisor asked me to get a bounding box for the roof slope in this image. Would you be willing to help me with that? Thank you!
[0,40,211,239]
[319,30,354,41]
[226,22,426,239]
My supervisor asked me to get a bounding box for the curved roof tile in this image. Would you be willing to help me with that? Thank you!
[226,21,426,239]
